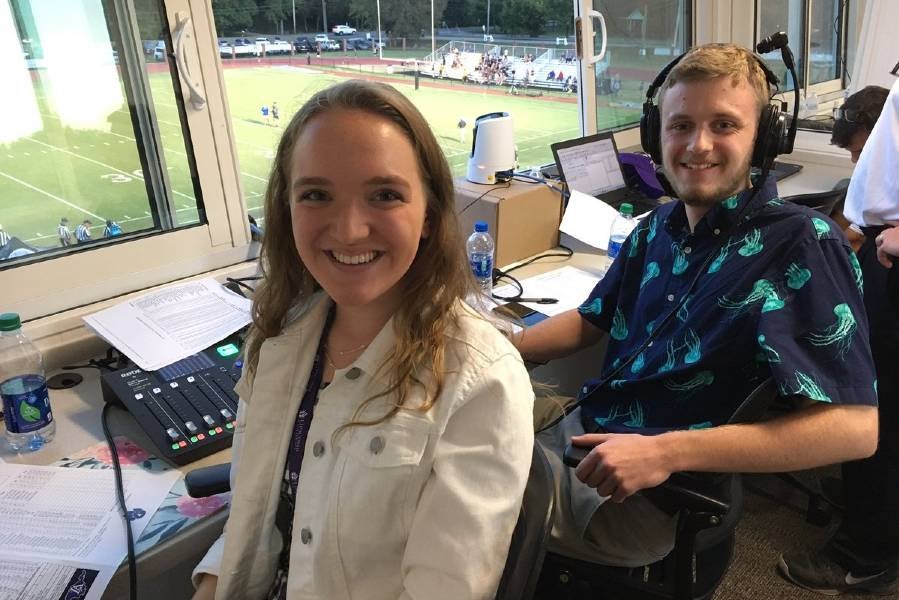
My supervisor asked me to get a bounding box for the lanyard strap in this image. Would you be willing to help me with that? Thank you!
[286,304,334,499]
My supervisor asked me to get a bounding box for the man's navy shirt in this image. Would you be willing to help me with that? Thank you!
[578,175,877,434]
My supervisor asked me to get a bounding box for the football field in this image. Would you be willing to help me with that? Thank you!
[1,64,638,247]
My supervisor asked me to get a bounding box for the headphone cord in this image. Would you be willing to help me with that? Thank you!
[102,403,138,600]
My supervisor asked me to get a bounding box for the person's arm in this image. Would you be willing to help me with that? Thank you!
[571,402,877,503]
[399,351,534,600]
[513,308,606,364]
[191,574,218,600]
[876,225,899,267]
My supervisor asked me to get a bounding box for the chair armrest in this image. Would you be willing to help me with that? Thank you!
[185,463,232,498]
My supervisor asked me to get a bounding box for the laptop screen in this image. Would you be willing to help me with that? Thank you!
[551,133,627,197]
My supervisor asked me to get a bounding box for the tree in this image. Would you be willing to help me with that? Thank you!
[499,0,547,36]
[212,0,257,34]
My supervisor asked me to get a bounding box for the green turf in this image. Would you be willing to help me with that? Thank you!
[1,63,642,246]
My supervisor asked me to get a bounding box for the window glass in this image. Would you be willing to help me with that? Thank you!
[808,0,841,85]
[591,0,691,133]
[1,0,199,265]
[210,0,582,205]
[757,0,806,92]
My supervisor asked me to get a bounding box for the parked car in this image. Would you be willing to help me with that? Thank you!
[313,34,330,45]
[332,24,357,36]
[230,39,258,57]
[152,40,166,60]
[256,37,291,55]
[352,39,373,50]
[293,37,313,53]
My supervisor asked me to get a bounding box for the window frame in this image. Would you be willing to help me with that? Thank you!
[4,0,251,323]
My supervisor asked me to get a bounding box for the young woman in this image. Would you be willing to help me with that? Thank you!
[191,80,534,600]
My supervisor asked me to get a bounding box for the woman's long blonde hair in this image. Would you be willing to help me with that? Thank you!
[245,79,474,424]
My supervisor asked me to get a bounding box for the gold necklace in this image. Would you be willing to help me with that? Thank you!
[324,343,368,370]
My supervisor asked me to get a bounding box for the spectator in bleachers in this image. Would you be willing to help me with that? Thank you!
[547,69,556,81]
[557,70,565,82]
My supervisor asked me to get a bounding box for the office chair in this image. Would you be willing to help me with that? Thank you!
[535,377,778,600]
[185,442,555,600]
[782,188,846,216]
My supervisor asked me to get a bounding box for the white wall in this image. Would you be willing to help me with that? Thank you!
[851,0,899,92]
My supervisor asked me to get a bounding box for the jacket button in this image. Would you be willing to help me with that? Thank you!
[300,527,312,544]
[346,367,362,380]
[369,435,385,455]
[312,441,325,457]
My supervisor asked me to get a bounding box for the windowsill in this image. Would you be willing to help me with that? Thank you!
[26,259,260,371]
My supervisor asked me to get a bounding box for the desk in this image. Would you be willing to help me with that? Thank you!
[2,368,230,599]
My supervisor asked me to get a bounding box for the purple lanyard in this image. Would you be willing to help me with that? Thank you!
[286,305,334,499]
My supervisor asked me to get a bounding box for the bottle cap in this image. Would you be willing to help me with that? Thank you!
[0,313,22,332]
[619,203,634,216]
[474,221,488,232]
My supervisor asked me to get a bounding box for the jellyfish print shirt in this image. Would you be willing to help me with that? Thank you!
[577,175,877,435]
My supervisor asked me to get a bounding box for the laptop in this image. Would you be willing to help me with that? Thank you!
[550,132,658,214]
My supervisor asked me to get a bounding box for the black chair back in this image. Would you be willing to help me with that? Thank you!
[495,442,555,600]
[783,188,846,215]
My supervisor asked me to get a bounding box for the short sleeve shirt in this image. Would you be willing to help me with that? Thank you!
[577,174,877,435]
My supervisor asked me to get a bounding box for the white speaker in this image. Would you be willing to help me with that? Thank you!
[466,112,515,184]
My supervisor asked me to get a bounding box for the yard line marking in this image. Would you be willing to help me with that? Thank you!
[0,170,103,220]
[24,137,196,202]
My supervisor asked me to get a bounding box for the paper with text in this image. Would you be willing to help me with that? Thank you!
[494,266,602,317]
[0,463,178,599]
[84,278,252,371]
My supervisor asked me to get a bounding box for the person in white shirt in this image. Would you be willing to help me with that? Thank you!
[191,80,534,600]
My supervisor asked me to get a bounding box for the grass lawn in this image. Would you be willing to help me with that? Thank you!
[1,62,641,246]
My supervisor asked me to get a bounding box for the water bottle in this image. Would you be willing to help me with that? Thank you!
[467,221,495,295]
[607,203,636,260]
[0,313,55,452]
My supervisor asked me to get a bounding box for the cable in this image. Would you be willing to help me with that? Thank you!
[101,402,137,600]
[62,347,126,372]
[491,246,574,303]
[458,181,511,215]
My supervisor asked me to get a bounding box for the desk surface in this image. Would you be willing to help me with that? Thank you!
[2,368,231,599]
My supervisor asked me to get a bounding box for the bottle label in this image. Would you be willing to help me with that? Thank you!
[1,374,53,433]
[469,253,494,280]
[607,238,624,259]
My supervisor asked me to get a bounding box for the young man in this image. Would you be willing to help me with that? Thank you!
[516,43,880,581]
[75,219,92,243]
[57,217,72,247]
[780,75,899,595]
[829,85,890,250]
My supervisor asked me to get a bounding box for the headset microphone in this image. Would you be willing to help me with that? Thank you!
[755,32,799,155]
[756,31,789,54]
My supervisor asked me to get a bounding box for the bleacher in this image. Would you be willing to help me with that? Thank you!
[418,41,579,93]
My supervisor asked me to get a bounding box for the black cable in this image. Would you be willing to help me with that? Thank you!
[62,348,124,372]
[101,402,137,600]
[491,246,574,303]
[458,181,511,215]
[224,276,259,296]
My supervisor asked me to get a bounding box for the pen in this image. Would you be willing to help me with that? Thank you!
[517,297,559,304]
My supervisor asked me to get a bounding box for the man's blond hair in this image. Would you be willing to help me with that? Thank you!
[658,43,772,115]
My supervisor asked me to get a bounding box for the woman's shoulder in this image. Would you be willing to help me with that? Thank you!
[444,301,524,369]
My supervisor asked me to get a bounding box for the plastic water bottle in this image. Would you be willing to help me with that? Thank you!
[467,221,495,295]
[0,313,55,452]
[607,203,636,260]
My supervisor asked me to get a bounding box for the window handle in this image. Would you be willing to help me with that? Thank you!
[174,11,206,110]
[575,10,607,66]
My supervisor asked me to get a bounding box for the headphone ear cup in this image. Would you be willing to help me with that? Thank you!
[752,105,785,171]
[640,104,663,164]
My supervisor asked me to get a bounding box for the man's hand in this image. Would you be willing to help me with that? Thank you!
[875,226,899,268]
[571,433,673,503]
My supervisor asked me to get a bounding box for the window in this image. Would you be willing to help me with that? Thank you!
[3,0,249,321]
[756,0,849,95]
[584,0,691,135]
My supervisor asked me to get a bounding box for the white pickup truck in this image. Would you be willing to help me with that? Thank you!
[220,40,258,57]
[255,37,292,55]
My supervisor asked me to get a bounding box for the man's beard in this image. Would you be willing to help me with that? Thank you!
[672,157,753,207]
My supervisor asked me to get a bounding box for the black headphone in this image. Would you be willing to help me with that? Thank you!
[640,35,799,173]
